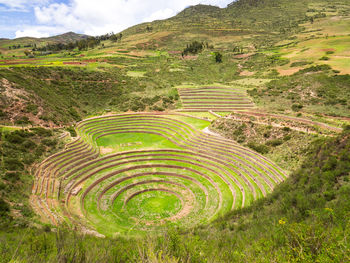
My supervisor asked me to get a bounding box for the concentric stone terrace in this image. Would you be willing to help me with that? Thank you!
[178,86,255,112]
[31,113,285,237]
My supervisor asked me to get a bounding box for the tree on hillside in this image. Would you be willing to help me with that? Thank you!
[214,52,223,63]
[110,34,119,42]
[183,41,204,55]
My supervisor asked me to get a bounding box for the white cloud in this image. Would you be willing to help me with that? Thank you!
[0,0,50,11]
[15,25,68,38]
[15,28,50,38]
[15,0,234,37]
[143,8,176,23]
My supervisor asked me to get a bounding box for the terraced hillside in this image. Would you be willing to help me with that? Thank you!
[178,86,255,112]
[31,113,285,237]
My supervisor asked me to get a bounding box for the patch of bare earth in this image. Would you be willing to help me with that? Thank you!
[234,53,254,59]
[182,55,198,60]
[100,147,114,155]
[277,67,301,76]
[240,70,255,76]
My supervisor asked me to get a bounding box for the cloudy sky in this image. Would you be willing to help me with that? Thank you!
[0,0,233,39]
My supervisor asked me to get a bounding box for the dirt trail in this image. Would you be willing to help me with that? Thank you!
[225,111,343,133]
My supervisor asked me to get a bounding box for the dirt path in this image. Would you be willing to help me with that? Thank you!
[223,111,343,133]
[202,127,224,138]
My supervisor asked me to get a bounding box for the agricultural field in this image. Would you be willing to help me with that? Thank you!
[31,113,285,237]
[177,85,255,112]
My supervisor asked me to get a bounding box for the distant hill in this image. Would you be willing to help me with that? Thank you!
[0,32,90,55]
[45,32,89,43]
[175,4,222,18]
[0,32,89,47]
[9,32,89,43]
[120,0,337,49]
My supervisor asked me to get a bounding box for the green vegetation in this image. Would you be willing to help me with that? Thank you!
[0,127,64,228]
[182,41,207,56]
[249,68,350,117]
[212,116,320,171]
[0,67,180,126]
[1,128,349,262]
[1,0,350,261]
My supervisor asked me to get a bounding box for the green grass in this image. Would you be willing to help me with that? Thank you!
[126,191,182,220]
[0,126,21,132]
[167,115,210,130]
[127,71,146,77]
[96,133,182,152]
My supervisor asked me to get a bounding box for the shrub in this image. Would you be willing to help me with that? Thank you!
[68,107,81,121]
[4,171,21,182]
[214,52,223,63]
[23,139,36,149]
[34,145,46,157]
[290,61,312,67]
[0,182,6,191]
[4,158,24,171]
[152,105,165,111]
[25,104,38,115]
[66,126,77,137]
[42,138,57,147]
[30,127,52,137]
[23,154,36,165]
[283,135,292,141]
[15,116,31,125]
[0,109,6,118]
[247,142,269,154]
[0,198,10,217]
[183,41,204,55]
[6,134,25,144]
[292,104,303,111]
[266,139,283,147]
[298,64,331,73]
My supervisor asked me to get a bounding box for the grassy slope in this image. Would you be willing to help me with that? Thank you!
[122,0,309,50]
[212,117,319,171]
[0,127,65,228]
[0,66,180,126]
[248,66,350,117]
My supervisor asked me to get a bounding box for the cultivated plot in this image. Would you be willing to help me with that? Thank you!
[31,113,285,237]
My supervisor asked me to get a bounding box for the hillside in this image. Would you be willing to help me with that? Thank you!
[121,0,341,49]
[0,32,89,57]
[46,32,89,43]
[0,0,350,262]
